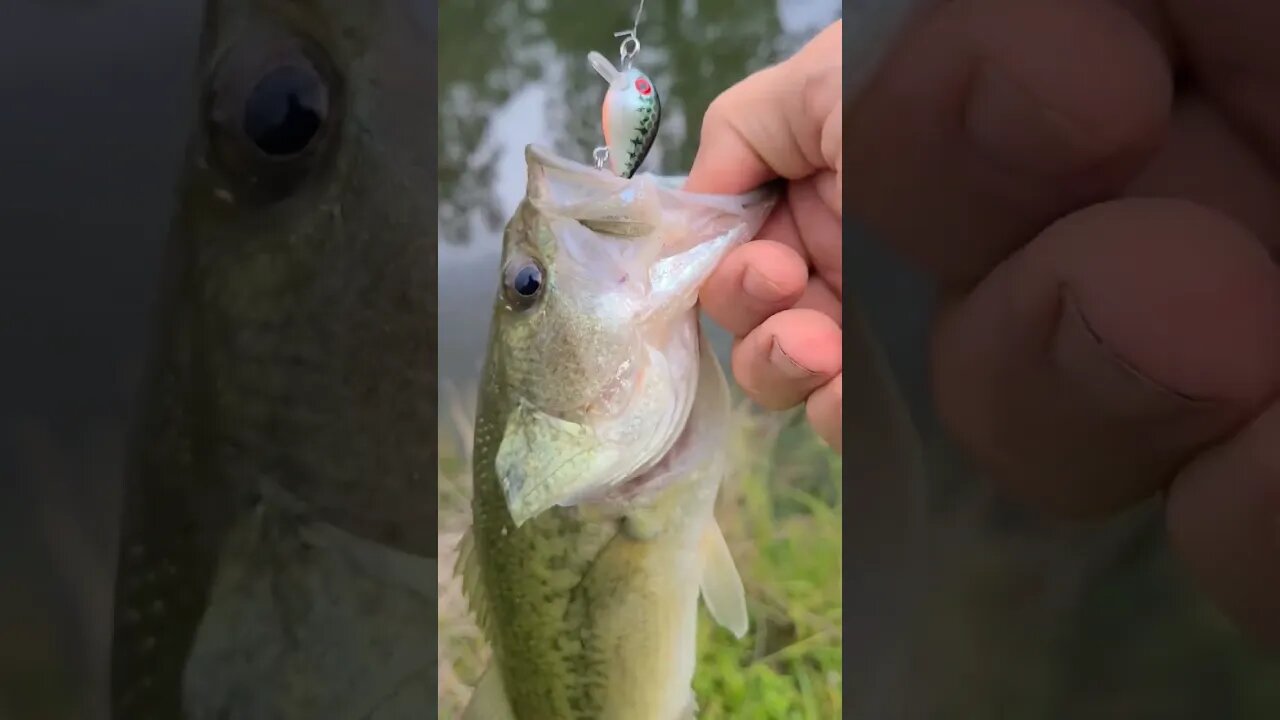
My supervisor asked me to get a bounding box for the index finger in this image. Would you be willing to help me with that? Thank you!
[684,19,843,196]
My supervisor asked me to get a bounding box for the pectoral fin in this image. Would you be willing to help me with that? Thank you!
[460,663,514,720]
[698,520,748,639]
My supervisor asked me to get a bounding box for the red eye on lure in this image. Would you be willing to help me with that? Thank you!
[587,3,660,179]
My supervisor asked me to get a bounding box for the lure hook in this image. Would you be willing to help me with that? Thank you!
[614,30,640,68]
[613,0,646,69]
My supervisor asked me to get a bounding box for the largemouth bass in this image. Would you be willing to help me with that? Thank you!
[108,2,436,719]
[457,145,777,719]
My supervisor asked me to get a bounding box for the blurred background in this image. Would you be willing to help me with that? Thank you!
[0,1,202,719]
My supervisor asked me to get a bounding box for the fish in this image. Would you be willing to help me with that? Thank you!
[107,2,437,719]
[457,144,778,719]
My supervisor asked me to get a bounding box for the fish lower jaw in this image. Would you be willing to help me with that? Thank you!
[580,402,705,512]
[559,373,699,513]
[605,448,683,503]
[556,431,685,513]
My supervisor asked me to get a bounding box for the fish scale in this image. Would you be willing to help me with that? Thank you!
[458,145,776,719]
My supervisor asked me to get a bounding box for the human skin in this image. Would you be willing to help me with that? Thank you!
[689,3,1280,648]
[686,21,844,454]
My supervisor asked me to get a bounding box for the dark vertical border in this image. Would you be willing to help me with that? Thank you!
[0,0,443,717]
[423,0,443,710]
[0,2,205,719]
[842,2,935,719]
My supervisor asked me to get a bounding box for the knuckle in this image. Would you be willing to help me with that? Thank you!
[699,93,735,139]
[799,64,841,130]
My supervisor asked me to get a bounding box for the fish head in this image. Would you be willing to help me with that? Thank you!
[487,145,776,526]
[112,3,437,716]
[164,0,435,548]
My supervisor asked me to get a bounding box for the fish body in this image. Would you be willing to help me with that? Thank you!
[108,2,436,718]
[459,145,776,719]
[589,51,660,178]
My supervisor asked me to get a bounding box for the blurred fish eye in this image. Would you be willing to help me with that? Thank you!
[502,257,545,311]
[204,30,343,203]
[242,65,327,157]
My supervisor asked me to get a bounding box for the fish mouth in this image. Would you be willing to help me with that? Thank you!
[524,144,779,204]
[494,146,781,527]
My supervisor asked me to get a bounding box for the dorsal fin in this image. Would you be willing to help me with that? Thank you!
[453,528,491,635]
[460,662,514,719]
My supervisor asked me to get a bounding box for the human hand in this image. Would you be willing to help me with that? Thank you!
[686,20,844,453]
[849,0,1280,645]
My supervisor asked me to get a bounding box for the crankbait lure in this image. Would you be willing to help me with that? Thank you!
[588,0,661,178]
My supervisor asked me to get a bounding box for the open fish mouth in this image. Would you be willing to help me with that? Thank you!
[493,146,778,527]
[525,143,776,204]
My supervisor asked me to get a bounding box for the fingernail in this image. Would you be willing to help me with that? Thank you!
[743,266,787,302]
[964,63,1094,176]
[770,340,818,380]
[1051,292,1206,415]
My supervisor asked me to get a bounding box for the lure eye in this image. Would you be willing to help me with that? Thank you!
[634,76,652,95]
[502,258,545,310]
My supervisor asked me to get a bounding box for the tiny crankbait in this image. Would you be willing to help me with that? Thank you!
[588,47,661,178]
[587,0,660,179]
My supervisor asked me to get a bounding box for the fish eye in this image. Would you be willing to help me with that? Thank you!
[502,258,545,311]
[242,65,327,157]
[204,30,343,203]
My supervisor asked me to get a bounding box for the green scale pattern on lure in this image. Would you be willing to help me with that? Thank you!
[456,145,778,719]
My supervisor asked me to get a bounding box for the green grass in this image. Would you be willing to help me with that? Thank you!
[436,383,843,719]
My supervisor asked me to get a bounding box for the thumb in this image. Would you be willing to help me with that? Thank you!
[685,20,843,200]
